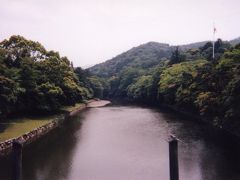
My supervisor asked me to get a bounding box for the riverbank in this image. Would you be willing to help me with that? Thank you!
[0,99,111,156]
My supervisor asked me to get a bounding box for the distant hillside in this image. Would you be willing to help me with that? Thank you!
[230,37,240,46]
[179,41,209,50]
[89,37,240,78]
[179,37,240,50]
[88,42,172,78]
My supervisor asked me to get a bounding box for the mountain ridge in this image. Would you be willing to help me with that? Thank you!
[88,37,240,77]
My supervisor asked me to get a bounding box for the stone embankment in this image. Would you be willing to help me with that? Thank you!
[0,119,59,156]
[0,100,111,156]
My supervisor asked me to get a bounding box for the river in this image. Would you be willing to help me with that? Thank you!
[1,105,240,180]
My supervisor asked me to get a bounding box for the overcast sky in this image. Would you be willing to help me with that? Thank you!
[1,0,240,67]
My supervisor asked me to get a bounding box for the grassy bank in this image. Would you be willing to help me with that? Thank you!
[0,103,85,142]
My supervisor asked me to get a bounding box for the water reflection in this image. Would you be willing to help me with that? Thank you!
[0,106,240,180]
[0,110,86,180]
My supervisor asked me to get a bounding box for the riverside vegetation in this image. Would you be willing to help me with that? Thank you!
[88,38,240,136]
[0,35,104,120]
[1,35,240,137]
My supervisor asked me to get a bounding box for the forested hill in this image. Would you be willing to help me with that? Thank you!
[88,38,240,136]
[230,37,240,46]
[179,37,240,50]
[88,42,172,78]
[88,38,240,78]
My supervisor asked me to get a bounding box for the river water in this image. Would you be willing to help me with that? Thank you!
[1,105,240,180]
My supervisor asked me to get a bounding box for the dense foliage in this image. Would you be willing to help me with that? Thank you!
[0,36,96,118]
[89,38,240,135]
[1,35,240,135]
[89,42,172,78]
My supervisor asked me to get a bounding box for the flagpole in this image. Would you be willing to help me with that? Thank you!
[213,23,215,60]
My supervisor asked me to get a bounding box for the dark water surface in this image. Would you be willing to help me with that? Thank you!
[1,105,240,180]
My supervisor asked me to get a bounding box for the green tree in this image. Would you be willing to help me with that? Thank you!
[127,75,153,101]
[169,46,185,65]
[0,35,95,119]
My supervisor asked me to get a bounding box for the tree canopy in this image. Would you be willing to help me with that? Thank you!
[0,35,96,118]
